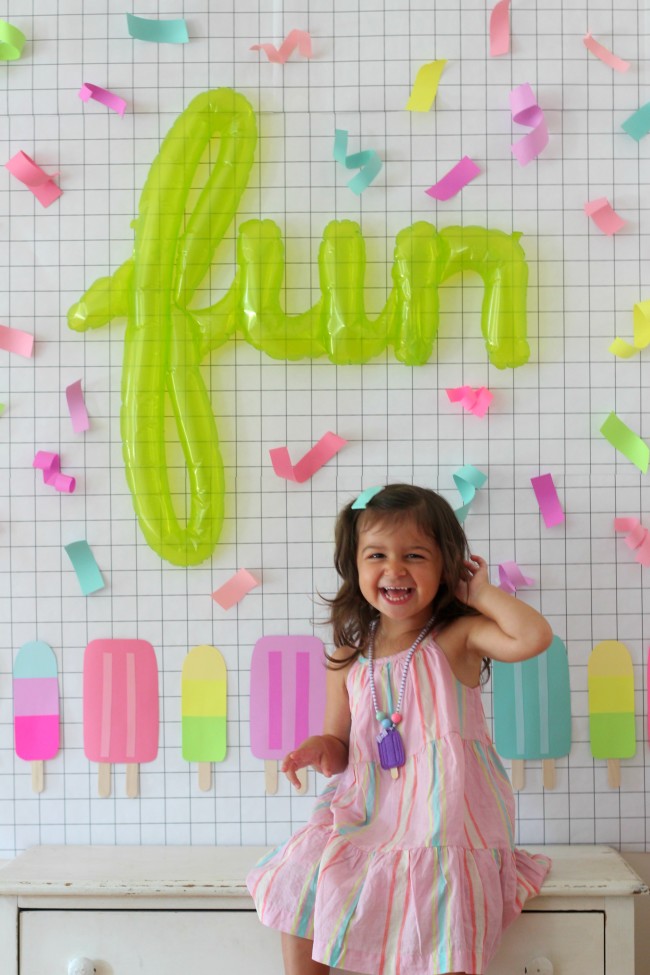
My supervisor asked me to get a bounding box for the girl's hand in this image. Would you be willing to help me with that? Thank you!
[281,735,342,789]
[456,554,491,607]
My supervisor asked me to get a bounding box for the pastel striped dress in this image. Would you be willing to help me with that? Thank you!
[247,637,551,975]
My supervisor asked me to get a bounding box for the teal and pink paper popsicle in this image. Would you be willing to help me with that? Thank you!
[13,640,60,793]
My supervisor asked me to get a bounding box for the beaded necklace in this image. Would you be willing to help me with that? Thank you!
[367,615,435,776]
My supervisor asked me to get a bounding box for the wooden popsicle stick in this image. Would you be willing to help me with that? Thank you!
[542,759,556,790]
[607,758,621,789]
[296,767,308,795]
[31,761,44,794]
[511,759,525,791]
[265,759,278,795]
[198,762,212,792]
[98,762,111,798]
[126,763,139,798]
[390,767,399,780]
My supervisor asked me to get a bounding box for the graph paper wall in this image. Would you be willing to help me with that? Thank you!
[1,0,649,858]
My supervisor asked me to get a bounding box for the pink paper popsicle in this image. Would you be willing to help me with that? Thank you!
[13,640,59,793]
[250,635,326,794]
[84,638,159,798]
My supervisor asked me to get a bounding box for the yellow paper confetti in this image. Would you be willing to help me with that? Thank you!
[405,60,447,112]
[609,299,650,358]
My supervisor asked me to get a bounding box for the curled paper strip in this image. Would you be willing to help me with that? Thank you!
[270,431,346,483]
[425,157,481,201]
[510,83,549,166]
[583,32,630,73]
[622,103,650,142]
[126,12,188,44]
[64,540,105,595]
[446,385,492,417]
[600,412,649,473]
[79,83,126,117]
[0,323,34,358]
[352,485,383,509]
[453,465,487,523]
[33,451,76,493]
[614,517,650,567]
[250,28,312,63]
[66,379,90,433]
[584,197,625,235]
[212,568,260,610]
[531,473,565,527]
[405,60,447,112]
[0,18,26,60]
[609,300,650,358]
[5,151,62,207]
[498,561,534,594]
[333,129,382,195]
[489,0,511,57]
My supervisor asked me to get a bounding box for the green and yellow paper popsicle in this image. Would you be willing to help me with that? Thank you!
[588,639,636,789]
[182,644,227,791]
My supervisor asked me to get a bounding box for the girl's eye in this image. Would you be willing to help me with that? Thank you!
[406,553,424,559]
[368,552,385,559]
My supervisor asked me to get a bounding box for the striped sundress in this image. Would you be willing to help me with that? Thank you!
[246,636,551,975]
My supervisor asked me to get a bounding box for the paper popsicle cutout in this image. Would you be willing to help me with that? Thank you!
[510,83,549,165]
[622,102,650,142]
[250,28,312,63]
[583,32,630,73]
[0,323,34,358]
[0,19,26,60]
[614,517,650,567]
[64,540,105,595]
[498,561,534,594]
[493,635,571,790]
[405,60,446,111]
[33,451,75,493]
[425,157,481,201]
[250,635,327,795]
[588,640,636,789]
[66,379,90,433]
[446,385,492,417]
[600,412,649,473]
[5,151,62,207]
[584,197,625,235]
[84,639,159,798]
[489,0,511,57]
[126,12,188,44]
[13,640,60,793]
[182,645,227,791]
[453,465,487,523]
[270,431,346,483]
[531,473,565,527]
[333,129,382,195]
[609,299,650,358]
[212,568,260,610]
[79,83,127,117]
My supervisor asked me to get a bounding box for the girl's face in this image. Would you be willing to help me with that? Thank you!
[356,516,443,629]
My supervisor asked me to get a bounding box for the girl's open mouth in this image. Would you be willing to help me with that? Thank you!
[380,587,414,604]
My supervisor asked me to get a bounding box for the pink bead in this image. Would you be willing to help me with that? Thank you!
[391,713,402,724]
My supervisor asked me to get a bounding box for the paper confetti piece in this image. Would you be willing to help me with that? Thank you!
[352,485,383,509]
[498,561,534,594]
[79,83,127,117]
[531,473,565,527]
[614,517,650,567]
[0,18,26,60]
[622,103,650,142]
[66,379,90,434]
[270,431,347,484]
[453,465,487,523]
[33,451,76,494]
[126,12,188,44]
[250,28,312,63]
[446,385,493,417]
[600,412,649,473]
[425,156,481,201]
[489,0,511,57]
[583,32,630,73]
[510,83,549,166]
[584,197,625,235]
[405,60,447,112]
[212,568,260,610]
[64,540,105,595]
[5,151,62,207]
[333,129,382,195]
[0,323,34,358]
[609,300,650,358]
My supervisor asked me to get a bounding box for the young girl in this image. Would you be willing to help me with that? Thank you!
[247,484,553,975]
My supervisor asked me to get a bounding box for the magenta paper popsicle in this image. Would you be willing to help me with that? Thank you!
[250,635,326,794]
[13,640,59,793]
[84,639,159,798]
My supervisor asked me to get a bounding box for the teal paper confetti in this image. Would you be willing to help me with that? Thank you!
[333,129,382,195]
[622,102,650,142]
[453,465,487,523]
[64,540,105,595]
[126,13,189,44]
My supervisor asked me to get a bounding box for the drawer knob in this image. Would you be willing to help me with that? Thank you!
[68,959,97,975]
[524,959,553,975]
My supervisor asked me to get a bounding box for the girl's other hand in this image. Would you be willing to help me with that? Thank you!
[456,553,490,607]
[281,735,339,789]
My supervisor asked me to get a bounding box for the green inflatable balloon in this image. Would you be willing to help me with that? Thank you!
[68,88,530,567]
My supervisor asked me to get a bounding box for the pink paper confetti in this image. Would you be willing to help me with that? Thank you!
[425,156,481,201]
[510,83,549,166]
[531,473,565,527]
[583,32,630,73]
[490,0,511,57]
[446,385,493,418]
[614,517,650,567]
[79,83,127,117]
[66,379,90,434]
[584,197,625,236]
[212,568,260,610]
[33,451,76,494]
[498,561,534,594]
[5,150,62,207]
[269,431,347,483]
[250,28,312,63]
[0,323,34,358]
